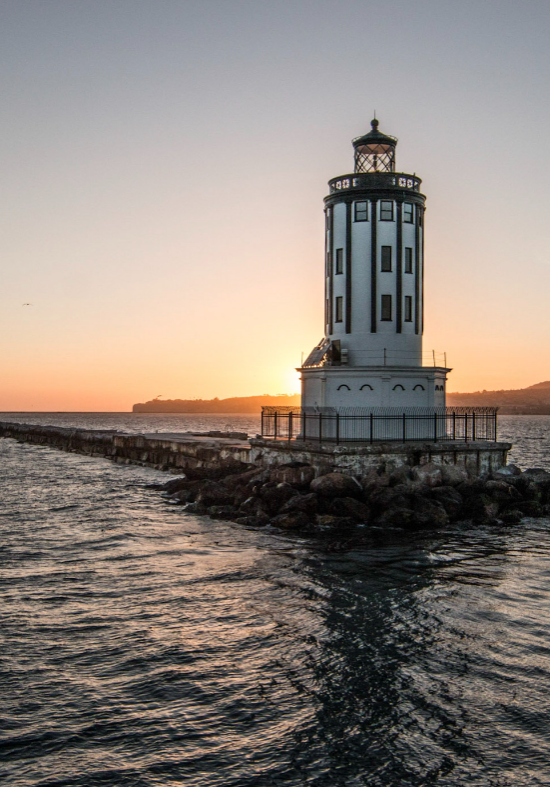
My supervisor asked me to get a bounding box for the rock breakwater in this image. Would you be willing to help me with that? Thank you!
[156,461,550,536]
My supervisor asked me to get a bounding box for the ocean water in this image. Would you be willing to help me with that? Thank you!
[2,414,550,786]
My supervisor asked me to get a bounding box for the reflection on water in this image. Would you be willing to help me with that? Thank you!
[2,437,550,785]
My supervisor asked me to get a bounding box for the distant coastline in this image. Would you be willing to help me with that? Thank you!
[447,380,550,414]
[132,394,300,414]
[133,382,550,415]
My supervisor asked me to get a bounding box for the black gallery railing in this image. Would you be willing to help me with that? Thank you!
[260,407,498,444]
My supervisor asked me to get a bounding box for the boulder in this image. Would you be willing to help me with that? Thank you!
[428,486,463,519]
[222,468,267,488]
[513,500,543,518]
[259,482,296,515]
[328,496,371,523]
[271,511,312,530]
[235,512,270,528]
[410,495,449,527]
[388,466,414,487]
[492,464,522,478]
[484,480,522,508]
[522,468,550,481]
[368,484,412,512]
[195,481,235,508]
[460,489,499,522]
[310,472,363,499]
[440,465,470,486]
[500,509,523,525]
[169,487,195,504]
[161,476,189,494]
[208,505,239,520]
[269,463,315,488]
[360,469,390,494]
[279,493,319,516]
[410,463,443,488]
[375,506,424,530]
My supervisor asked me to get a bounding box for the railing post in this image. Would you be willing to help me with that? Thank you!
[402,412,406,442]
[370,412,374,444]
[274,411,278,439]
[452,411,456,441]
[261,409,264,437]
[288,411,293,441]
[433,412,438,442]
[472,411,476,442]
[494,411,498,441]
[301,410,306,442]
[319,413,323,444]
[336,412,340,445]
[465,413,468,442]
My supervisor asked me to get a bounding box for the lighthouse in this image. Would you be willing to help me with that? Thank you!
[300,119,450,412]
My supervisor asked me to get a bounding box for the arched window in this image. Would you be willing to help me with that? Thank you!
[337,384,351,391]
[360,384,373,391]
[413,384,425,391]
[392,384,405,391]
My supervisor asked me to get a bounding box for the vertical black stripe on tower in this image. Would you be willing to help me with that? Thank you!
[328,243,333,335]
[421,207,425,335]
[370,199,378,332]
[396,200,403,334]
[324,213,328,333]
[414,206,420,335]
[345,201,352,334]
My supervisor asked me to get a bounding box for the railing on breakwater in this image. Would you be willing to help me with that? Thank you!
[260,407,499,444]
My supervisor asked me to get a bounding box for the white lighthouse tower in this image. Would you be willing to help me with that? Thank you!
[300,119,450,412]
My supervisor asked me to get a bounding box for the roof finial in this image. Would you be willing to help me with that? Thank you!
[371,113,379,131]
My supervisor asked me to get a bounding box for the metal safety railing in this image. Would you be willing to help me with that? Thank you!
[260,407,498,444]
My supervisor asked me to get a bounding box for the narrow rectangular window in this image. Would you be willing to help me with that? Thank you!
[335,248,344,274]
[335,296,343,322]
[380,200,394,221]
[381,246,392,272]
[403,203,414,223]
[405,247,413,273]
[354,201,368,221]
[381,294,392,321]
[404,296,413,322]
[418,209,423,227]
[326,208,332,230]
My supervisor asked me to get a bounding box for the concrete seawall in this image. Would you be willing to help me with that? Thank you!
[0,422,252,477]
[0,421,511,479]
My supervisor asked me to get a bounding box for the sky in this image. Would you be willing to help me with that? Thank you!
[1,0,550,411]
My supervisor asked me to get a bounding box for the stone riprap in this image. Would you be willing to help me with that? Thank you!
[158,462,550,534]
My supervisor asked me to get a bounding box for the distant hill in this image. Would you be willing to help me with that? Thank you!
[132,394,301,414]
[133,382,550,414]
[447,381,550,414]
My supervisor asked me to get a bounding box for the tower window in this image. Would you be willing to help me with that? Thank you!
[326,208,332,231]
[405,247,413,273]
[381,246,392,272]
[335,248,344,274]
[354,201,368,221]
[403,203,414,223]
[404,296,413,322]
[380,201,394,221]
[381,295,392,321]
[335,296,343,322]
[418,210,423,227]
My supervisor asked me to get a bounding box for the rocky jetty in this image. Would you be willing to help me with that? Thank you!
[155,461,550,535]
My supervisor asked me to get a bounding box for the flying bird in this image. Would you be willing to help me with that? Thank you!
[22,303,33,306]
